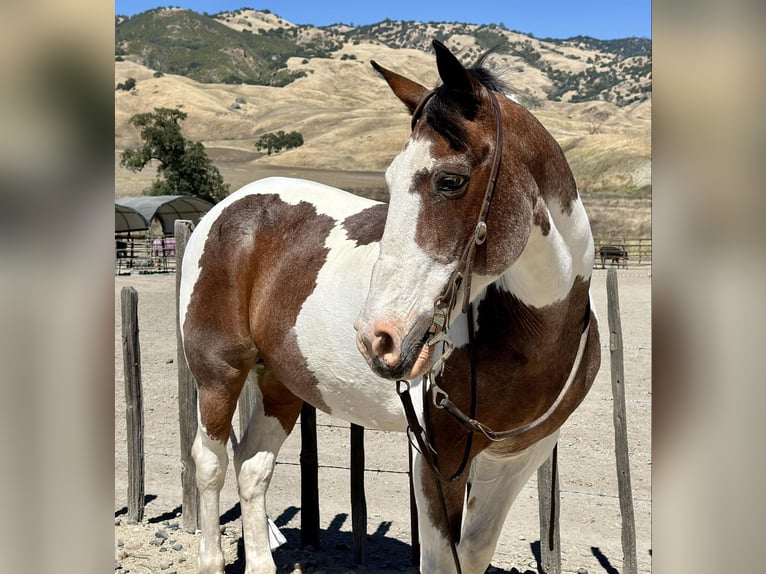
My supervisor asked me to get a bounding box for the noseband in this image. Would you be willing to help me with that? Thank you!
[396,88,591,571]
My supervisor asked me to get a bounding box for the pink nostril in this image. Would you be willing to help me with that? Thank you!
[372,330,395,358]
[371,324,400,367]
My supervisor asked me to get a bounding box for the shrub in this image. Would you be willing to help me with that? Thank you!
[116,77,136,91]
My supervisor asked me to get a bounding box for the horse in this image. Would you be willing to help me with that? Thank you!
[599,244,628,268]
[179,40,601,574]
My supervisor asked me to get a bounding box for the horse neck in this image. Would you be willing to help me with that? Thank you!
[485,99,592,305]
[470,188,594,315]
[500,194,594,309]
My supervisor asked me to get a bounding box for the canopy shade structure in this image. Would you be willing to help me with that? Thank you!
[115,195,214,235]
[115,203,150,233]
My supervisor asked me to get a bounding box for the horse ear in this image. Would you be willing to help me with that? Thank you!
[433,40,473,92]
[371,60,429,115]
[432,40,478,117]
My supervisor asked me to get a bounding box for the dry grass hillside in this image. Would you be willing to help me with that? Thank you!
[115,27,650,237]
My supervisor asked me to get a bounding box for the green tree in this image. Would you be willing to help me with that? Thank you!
[255,130,304,155]
[120,107,229,202]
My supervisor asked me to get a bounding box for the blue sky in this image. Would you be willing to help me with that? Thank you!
[114,1,651,40]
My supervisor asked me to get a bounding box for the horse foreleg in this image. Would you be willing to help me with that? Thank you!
[458,431,560,573]
[234,367,303,574]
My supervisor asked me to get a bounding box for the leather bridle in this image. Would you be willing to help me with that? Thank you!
[396,87,591,572]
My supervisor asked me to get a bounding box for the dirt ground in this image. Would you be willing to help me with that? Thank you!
[114,267,651,574]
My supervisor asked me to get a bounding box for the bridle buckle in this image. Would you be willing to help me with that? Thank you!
[474,221,488,245]
[432,384,449,409]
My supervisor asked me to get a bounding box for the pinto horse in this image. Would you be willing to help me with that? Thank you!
[180,40,600,574]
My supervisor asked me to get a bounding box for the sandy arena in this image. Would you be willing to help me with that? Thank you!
[115,268,651,573]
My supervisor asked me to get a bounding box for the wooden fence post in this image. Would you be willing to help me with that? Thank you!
[175,220,199,533]
[350,424,367,564]
[606,269,638,574]
[537,448,561,574]
[121,286,145,523]
[300,403,320,549]
[409,444,420,568]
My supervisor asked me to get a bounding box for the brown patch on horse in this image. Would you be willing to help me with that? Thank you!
[426,277,599,456]
[504,98,578,216]
[184,194,335,441]
[256,362,304,434]
[342,203,388,246]
[533,195,551,236]
[415,278,599,538]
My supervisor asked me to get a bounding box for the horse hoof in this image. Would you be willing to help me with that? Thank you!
[197,555,225,574]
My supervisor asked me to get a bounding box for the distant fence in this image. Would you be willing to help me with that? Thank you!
[115,237,177,275]
[594,237,651,268]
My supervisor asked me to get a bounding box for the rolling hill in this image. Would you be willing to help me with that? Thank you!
[115,8,651,237]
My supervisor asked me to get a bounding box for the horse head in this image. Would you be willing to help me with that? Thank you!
[355,40,558,381]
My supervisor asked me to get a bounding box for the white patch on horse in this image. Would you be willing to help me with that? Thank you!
[458,430,560,570]
[295,224,410,431]
[552,194,595,280]
[444,287,489,351]
[488,194,594,309]
[233,381,290,573]
[244,176,375,220]
[191,423,228,573]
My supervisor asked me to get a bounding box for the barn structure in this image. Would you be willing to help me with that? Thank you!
[115,195,213,274]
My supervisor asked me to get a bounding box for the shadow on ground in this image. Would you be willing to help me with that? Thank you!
[213,505,622,574]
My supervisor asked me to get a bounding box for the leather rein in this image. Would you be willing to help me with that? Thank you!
[396,88,591,571]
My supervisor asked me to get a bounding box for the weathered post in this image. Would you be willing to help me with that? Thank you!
[175,219,199,532]
[121,286,144,523]
[350,424,367,564]
[537,447,561,574]
[606,269,638,574]
[409,444,420,567]
[300,403,320,548]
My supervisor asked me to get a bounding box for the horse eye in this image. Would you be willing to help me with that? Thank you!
[434,174,467,198]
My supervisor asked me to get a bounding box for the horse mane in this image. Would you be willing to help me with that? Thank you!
[468,44,510,94]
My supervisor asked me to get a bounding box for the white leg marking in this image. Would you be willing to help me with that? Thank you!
[458,431,560,573]
[192,426,229,574]
[233,381,289,574]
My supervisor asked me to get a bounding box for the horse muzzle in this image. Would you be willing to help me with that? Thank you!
[354,316,433,381]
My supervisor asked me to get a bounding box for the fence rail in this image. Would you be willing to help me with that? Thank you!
[115,237,177,275]
[593,237,651,268]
